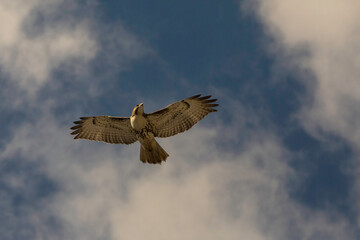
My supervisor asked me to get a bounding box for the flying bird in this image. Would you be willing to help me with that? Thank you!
[70,94,218,164]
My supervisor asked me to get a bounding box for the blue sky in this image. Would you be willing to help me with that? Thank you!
[1,0,360,239]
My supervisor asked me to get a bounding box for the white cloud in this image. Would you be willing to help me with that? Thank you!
[243,0,360,149]
[1,108,354,240]
[242,0,360,226]
[0,0,151,114]
[0,0,97,94]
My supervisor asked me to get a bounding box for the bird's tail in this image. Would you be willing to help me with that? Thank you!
[140,139,169,164]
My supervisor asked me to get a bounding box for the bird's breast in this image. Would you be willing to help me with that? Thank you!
[130,114,147,131]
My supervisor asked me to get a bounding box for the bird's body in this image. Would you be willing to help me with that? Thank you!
[130,103,169,163]
[71,94,218,164]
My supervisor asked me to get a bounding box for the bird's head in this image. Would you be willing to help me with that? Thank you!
[132,103,144,116]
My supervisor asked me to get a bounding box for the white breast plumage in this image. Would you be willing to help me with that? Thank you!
[130,114,147,131]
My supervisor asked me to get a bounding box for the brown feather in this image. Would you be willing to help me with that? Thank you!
[146,94,218,138]
[70,116,137,144]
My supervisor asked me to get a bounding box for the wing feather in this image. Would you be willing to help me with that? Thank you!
[70,116,137,144]
[146,94,218,138]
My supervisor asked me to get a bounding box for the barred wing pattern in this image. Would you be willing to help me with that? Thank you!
[70,116,137,144]
[146,95,218,138]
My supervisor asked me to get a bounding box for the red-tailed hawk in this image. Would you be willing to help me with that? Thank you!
[70,94,218,164]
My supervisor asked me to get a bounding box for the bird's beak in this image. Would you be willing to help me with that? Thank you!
[139,103,143,107]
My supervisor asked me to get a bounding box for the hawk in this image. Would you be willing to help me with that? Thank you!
[70,94,218,164]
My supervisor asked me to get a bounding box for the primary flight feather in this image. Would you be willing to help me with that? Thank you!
[71,94,218,164]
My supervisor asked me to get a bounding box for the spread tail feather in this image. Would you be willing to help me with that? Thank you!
[140,140,169,164]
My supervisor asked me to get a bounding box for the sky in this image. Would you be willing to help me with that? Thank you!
[0,0,360,239]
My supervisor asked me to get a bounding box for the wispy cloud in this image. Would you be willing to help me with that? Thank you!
[0,0,150,108]
[242,0,360,225]
[0,0,97,93]
[1,104,354,239]
[243,0,360,148]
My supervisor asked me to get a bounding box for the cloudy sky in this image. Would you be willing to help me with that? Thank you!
[1,0,360,239]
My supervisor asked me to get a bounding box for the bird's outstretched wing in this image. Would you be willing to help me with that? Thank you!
[70,116,137,144]
[146,95,218,138]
